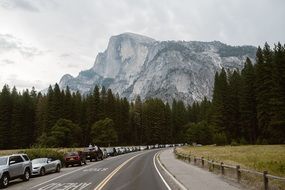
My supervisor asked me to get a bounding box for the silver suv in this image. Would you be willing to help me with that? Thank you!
[0,154,32,188]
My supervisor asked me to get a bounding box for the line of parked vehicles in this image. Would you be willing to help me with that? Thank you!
[0,144,183,188]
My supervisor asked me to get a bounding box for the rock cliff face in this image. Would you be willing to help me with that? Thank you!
[59,33,256,104]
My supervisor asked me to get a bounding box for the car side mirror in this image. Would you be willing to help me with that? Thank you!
[9,160,16,165]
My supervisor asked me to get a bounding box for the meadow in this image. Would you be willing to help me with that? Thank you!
[176,145,285,177]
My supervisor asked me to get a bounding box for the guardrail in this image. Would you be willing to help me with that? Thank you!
[174,148,285,190]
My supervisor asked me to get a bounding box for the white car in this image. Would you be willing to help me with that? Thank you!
[32,158,61,176]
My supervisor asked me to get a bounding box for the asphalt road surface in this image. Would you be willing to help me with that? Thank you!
[6,149,170,190]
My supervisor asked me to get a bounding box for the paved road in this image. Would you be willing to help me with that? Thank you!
[6,149,169,190]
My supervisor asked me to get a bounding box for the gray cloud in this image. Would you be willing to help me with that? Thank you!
[0,34,43,57]
[59,53,73,58]
[5,74,47,90]
[0,0,284,91]
[1,59,15,65]
[0,0,39,11]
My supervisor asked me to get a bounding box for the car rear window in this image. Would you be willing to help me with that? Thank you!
[0,157,7,165]
[66,152,78,156]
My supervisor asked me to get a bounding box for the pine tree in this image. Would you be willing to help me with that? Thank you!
[133,96,143,144]
[269,43,285,143]
[0,85,12,149]
[255,45,272,142]
[228,70,242,141]
[210,69,230,135]
[240,58,258,143]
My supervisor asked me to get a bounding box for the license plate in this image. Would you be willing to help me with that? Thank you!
[70,158,74,160]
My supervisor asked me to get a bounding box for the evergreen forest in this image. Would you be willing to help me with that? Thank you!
[0,43,284,149]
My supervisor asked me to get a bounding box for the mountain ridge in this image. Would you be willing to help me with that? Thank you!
[59,33,257,104]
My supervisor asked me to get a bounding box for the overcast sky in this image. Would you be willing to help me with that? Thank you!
[0,0,284,91]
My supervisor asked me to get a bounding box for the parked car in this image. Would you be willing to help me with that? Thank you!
[101,148,108,159]
[83,146,103,161]
[0,154,32,188]
[32,158,61,176]
[105,147,117,157]
[64,151,86,167]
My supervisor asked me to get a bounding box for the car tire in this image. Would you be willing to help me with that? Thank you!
[65,164,69,168]
[0,173,9,188]
[22,169,30,181]
[40,167,45,176]
[56,165,61,172]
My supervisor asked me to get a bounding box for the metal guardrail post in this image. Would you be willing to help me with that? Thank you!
[194,156,196,164]
[236,165,241,183]
[263,171,269,190]
[201,157,204,167]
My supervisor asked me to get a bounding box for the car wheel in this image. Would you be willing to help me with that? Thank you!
[56,165,61,172]
[0,173,9,188]
[22,169,30,181]
[40,167,46,176]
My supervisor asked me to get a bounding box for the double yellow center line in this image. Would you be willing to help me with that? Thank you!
[94,152,144,190]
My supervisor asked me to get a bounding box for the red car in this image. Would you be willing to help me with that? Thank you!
[64,151,86,167]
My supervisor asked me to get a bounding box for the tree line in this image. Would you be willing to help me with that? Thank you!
[0,84,190,149]
[0,43,284,149]
[186,43,285,145]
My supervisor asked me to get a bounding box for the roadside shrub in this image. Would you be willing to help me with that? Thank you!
[20,148,65,163]
[230,140,239,146]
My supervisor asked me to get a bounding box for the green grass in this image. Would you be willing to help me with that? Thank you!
[177,145,285,177]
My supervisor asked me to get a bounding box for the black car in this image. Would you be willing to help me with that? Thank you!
[83,146,103,161]
[105,147,117,157]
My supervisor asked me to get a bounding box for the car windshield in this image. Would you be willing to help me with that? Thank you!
[32,158,47,164]
[0,157,7,166]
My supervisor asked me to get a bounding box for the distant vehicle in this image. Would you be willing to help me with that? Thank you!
[64,151,86,167]
[0,154,32,188]
[32,158,61,176]
[83,146,103,161]
[139,146,147,151]
[105,147,117,157]
[101,148,108,159]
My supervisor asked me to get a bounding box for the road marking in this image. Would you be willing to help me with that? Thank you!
[31,162,98,189]
[153,152,172,190]
[37,182,91,190]
[94,152,144,190]
[83,168,108,172]
[156,150,188,190]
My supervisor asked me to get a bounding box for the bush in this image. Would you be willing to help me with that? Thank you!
[20,148,65,163]
[185,121,213,145]
[231,140,239,146]
[91,118,118,146]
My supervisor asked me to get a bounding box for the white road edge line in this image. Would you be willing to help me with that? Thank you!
[31,162,98,189]
[94,152,145,190]
[153,152,172,190]
[156,150,188,190]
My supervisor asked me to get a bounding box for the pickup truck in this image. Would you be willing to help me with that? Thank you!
[83,147,103,162]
